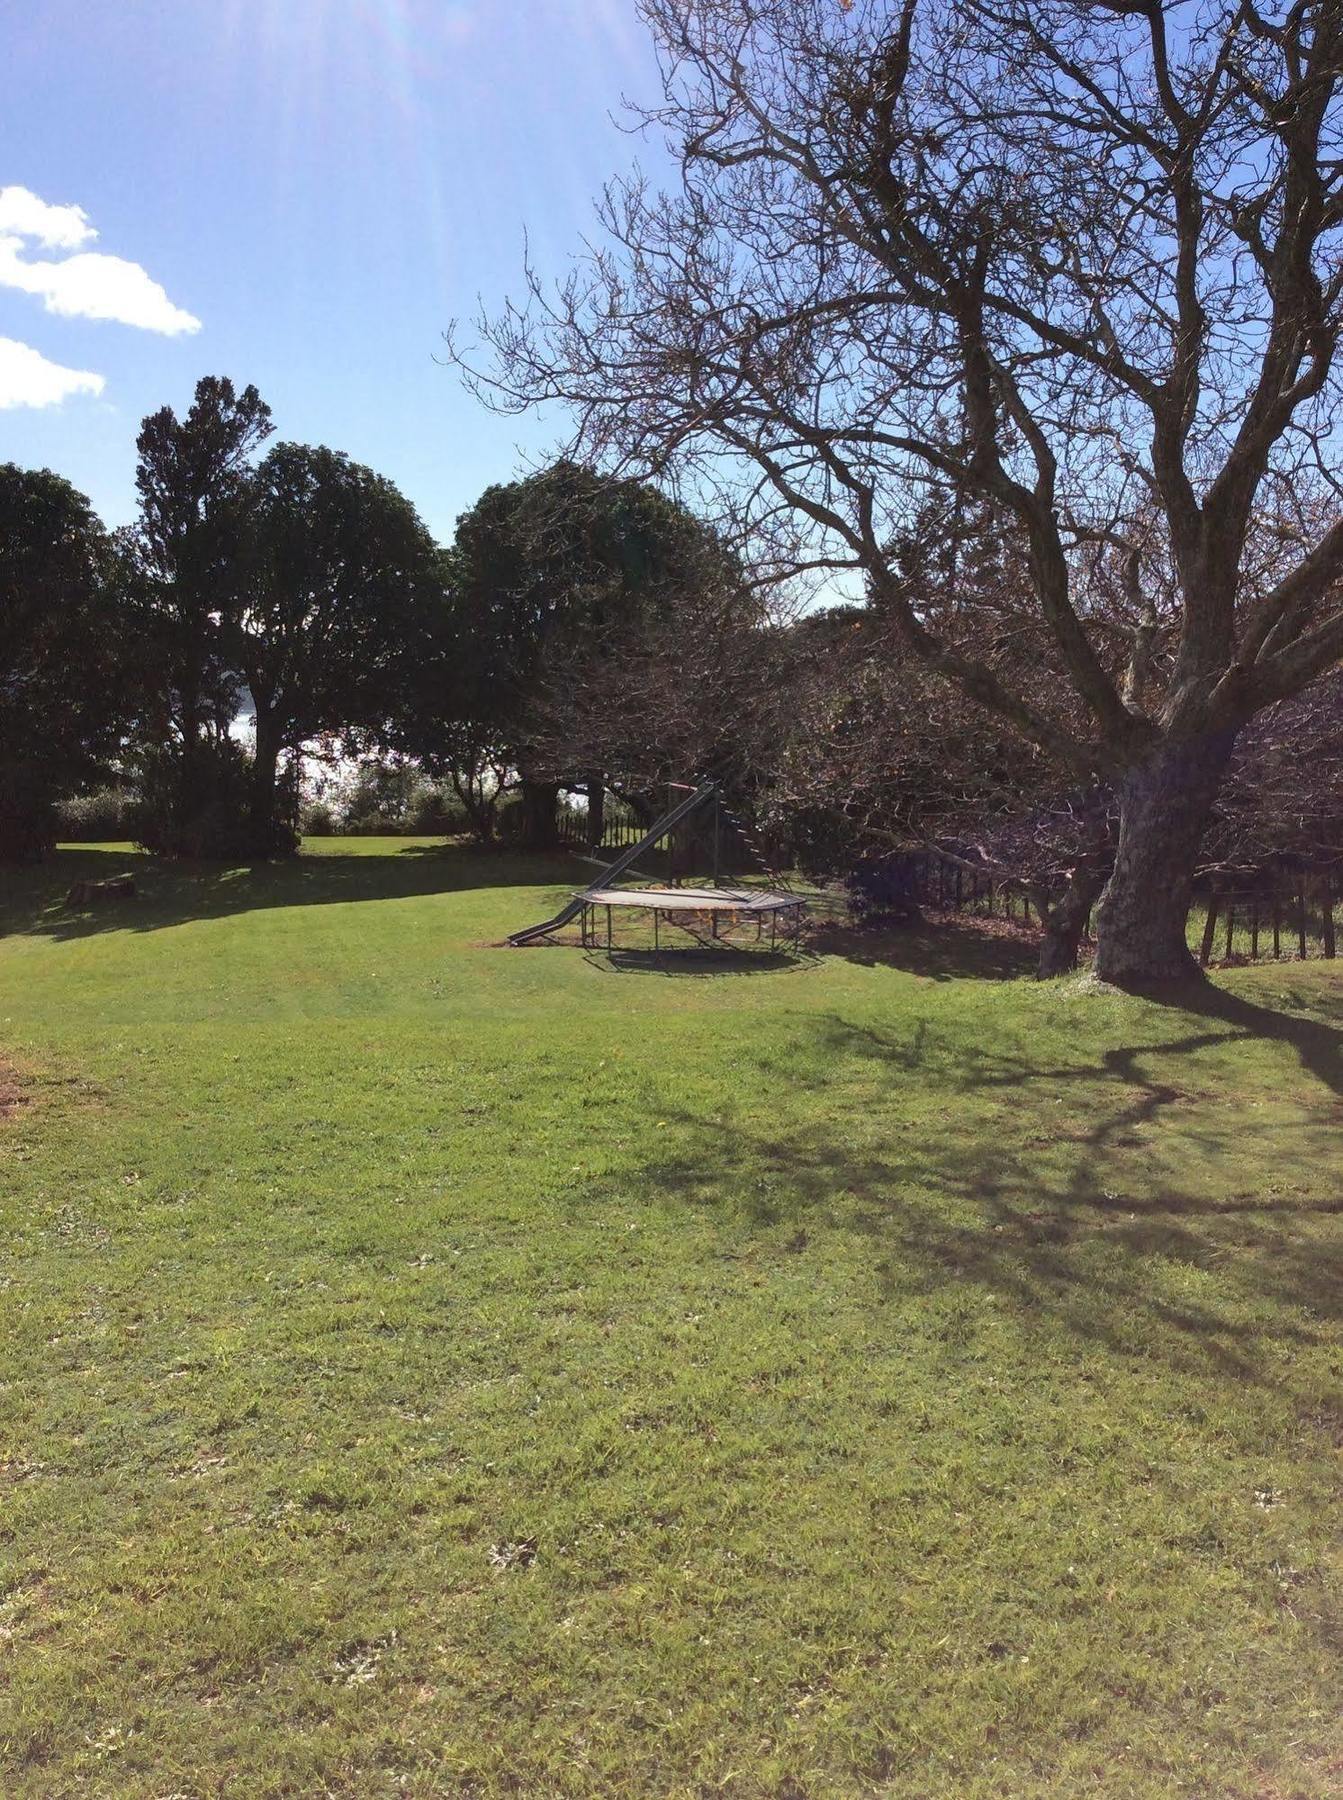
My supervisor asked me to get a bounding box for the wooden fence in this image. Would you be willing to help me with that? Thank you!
[1194,875,1338,966]
[915,854,1342,963]
[555,809,650,852]
[857,849,1342,965]
[862,849,1043,921]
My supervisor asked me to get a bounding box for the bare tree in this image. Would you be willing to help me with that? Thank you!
[941,792,1117,978]
[755,606,1114,973]
[525,571,773,804]
[454,0,1343,985]
[1203,666,1343,875]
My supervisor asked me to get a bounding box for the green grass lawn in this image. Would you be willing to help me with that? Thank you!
[2,840,1341,1798]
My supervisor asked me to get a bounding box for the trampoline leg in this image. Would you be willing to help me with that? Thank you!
[770,911,777,951]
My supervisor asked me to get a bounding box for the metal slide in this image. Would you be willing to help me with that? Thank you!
[507,780,718,946]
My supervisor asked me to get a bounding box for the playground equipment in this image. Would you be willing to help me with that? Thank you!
[506,780,806,952]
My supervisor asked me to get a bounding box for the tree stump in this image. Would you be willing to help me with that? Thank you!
[65,876,137,909]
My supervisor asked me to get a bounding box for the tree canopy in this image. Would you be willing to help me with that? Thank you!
[401,459,744,843]
[236,441,444,850]
[0,464,129,861]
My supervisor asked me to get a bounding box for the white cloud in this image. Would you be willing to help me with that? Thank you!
[0,185,96,250]
[0,336,105,409]
[0,184,200,335]
[0,235,201,335]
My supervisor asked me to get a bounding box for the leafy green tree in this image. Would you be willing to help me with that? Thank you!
[0,465,128,861]
[235,443,444,851]
[433,461,738,845]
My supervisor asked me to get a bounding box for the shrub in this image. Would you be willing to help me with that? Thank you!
[131,743,298,861]
[844,854,924,927]
[301,774,478,839]
[299,800,338,837]
[495,793,526,841]
[56,787,140,842]
[341,810,396,837]
[406,783,471,837]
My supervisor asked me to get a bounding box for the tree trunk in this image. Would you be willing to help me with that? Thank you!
[250,713,283,852]
[176,692,207,831]
[585,778,606,849]
[1093,733,1235,987]
[624,790,658,829]
[451,770,495,844]
[1033,863,1107,979]
[519,778,560,849]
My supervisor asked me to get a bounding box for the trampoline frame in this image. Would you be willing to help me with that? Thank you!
[576,886,807,954]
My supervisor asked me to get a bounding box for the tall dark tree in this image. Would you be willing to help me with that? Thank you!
[0,465,128,862]
[427,461,737,846]
[130,376,272,854]
[235,442,443,851]
[460,0,1343,985]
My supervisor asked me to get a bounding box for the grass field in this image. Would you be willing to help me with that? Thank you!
[2,840,1342,1798]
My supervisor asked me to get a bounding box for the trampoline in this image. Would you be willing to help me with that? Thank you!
[507,779,806,953]
[578,885,806,952]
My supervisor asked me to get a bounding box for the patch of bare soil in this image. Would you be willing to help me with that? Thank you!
[478,928,587,949]
[0,1065,30,1122]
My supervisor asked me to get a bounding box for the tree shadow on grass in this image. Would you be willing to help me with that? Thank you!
[630,974,1343,1392]
[585,946,811,979]
[0,844,587,944]
[821,969,1343,1106]
[809,917,1040,981]
[1138,974,1343,1099]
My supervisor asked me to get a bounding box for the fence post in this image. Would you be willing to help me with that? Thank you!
[1250,897,1259,961]
[1225,900,1235,961]
[1199,894,1219,967]
[1272,893,1282,959]
[1323,876,1336,960]
[1297,883,1309,960]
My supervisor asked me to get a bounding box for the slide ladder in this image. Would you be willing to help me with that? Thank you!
[507,780,718,946]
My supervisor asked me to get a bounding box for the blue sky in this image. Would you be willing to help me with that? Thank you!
[0,0,666,543]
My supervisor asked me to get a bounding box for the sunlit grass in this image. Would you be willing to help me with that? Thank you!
[2,841,1341,1796]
